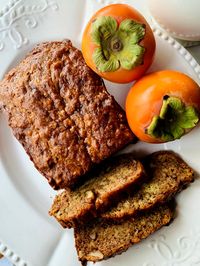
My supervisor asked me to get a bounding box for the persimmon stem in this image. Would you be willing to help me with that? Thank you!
[146,95,199,142]
[91,16,145,72]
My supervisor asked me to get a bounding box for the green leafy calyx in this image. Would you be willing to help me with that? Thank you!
[91,16,146,72]
[146,95,199,142]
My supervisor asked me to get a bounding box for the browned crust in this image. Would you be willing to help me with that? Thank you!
[0,40,134,189]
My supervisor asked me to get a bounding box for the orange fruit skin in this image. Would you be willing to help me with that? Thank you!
[126,70,200,143]
[82,4,156,84]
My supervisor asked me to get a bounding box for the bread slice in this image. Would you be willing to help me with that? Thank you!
[49,154,145,228]
[74,203,174,264]
[102,151,194,221]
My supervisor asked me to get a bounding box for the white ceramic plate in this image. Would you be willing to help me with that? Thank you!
[0,0,200,266]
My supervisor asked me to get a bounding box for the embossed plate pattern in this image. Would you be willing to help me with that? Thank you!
[0,0,200,266]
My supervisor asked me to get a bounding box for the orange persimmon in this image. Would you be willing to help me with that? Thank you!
[82,4,156,83]
[126,70,200,143]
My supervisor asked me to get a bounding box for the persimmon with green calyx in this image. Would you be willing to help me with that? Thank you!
[82,4,156,83]
[126,70,200,143]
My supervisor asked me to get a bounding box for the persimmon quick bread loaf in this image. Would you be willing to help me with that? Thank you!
[74,204,174,264]
[49,155,145,228]
[102,151,194,220]
[0,40,134,189]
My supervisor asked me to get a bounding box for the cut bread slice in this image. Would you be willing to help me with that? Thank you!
[49,154,145,228]
[74,203,174,264]
[102,151,194,221]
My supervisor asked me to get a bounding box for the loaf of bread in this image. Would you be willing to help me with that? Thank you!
[0,40,134,189]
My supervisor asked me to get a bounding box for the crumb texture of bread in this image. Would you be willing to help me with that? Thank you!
[74,204,174,263]
[49,154,144,228]
[102,151,194,220]
[0,40,134,189]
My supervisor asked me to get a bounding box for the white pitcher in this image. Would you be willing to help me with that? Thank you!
[147,0,200,41]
